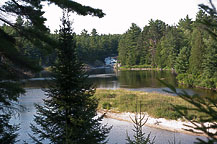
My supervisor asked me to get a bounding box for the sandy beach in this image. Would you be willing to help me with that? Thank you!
[98,109,215,137]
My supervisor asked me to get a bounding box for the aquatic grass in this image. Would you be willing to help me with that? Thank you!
[94,89,207,120]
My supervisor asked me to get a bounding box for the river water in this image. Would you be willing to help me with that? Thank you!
[13,89,206,144]
[30,68,217,97]
[13,69,216,143]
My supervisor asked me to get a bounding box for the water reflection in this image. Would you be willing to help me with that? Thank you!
[23,69,217,97]
[91,70,178,88]
[89,70,216,97]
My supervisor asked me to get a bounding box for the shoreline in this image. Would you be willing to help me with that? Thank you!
[98,109,212,138]
[178,82,217,91]
[119,67,173,71]
[118,68,217,91]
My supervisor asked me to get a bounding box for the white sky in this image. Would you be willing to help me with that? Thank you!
[1,0,215,34]
[43,0,216,34]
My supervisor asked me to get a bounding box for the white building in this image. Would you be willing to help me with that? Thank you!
[105,57,117,66]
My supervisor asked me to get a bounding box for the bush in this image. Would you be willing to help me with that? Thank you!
[102,102,112,110]
[176,73,196,87]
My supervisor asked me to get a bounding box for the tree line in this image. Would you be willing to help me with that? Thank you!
[1,23,120,68]
[76,29,119,65]
[118,11,217,90]
[3,10,215,90]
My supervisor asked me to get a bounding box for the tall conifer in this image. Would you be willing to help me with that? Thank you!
[189,27,204,74]
[30,10,110,144]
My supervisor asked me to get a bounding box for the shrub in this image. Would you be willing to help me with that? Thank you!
[102,102,112,110]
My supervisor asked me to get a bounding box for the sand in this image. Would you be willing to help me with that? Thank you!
[98,110,216,137]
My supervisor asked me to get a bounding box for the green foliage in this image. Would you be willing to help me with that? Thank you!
[176,73,196,87]
[0,17,33,143]
[169,2,217,143]
[118,20,167,67]
[30,10,110,144]
[158,27,182,69]
[0,0,106,68]
[175,47,190,74]
[117,8,217,90]
[155,106,181,120]
[0,82,24,143]
[47,0,105,18]
[102,102,112,110]
[189,27,205,74]
[0,115,18,144]
[0,1,105,143]
[126,103,155,144]
[118,23,141,66]
[161,80,217,144]
[198,0,217,40]
[76,29,120,64]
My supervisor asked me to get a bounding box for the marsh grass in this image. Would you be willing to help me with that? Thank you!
[95,89,207,120]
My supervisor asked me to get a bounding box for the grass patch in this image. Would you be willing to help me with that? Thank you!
[95,89,206,120]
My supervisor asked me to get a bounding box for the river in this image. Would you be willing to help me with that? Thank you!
[30,68,217,97]
[13,69,216,143]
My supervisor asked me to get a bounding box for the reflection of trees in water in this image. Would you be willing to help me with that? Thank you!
[89,75,119,88]
[118,71,177,88]
[87,68,115,75]
[23,70,216,97]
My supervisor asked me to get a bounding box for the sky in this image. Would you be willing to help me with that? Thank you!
[1,0,214,34]
[42,0,216,34]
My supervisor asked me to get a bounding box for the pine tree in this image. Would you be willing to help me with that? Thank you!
[148,19,167,67]
[136,32,145,65]
[197,3,217,40]
[126,23,141,66]
[1,1,105,143]
[139,26,149,65]
[161,27,182,69]
[175,46,191,74]
[0,17,38,143]
[188,10,208,74]
[0,82,24,143]
[201,36,217,89]
[118,23,141,66]
[126,102,155,144]
[118,34,128,65]
[30,10,110,144]
[189,27,205,75]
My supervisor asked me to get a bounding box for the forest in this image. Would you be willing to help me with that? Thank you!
[1,21,120,67]
[118,11,217,90]
[2,9,216,90]
[0,0,217,143]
